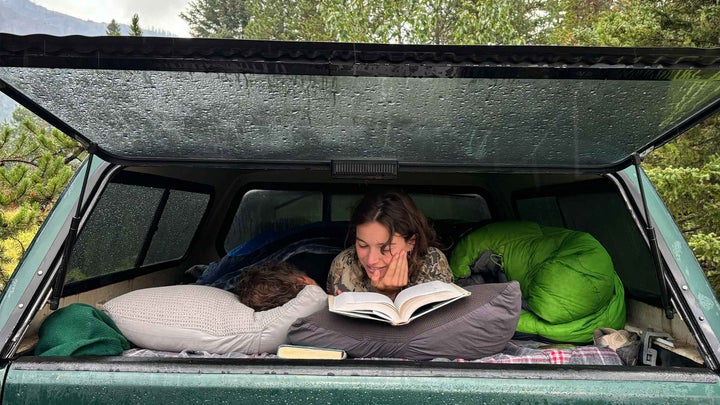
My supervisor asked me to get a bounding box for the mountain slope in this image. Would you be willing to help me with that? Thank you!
[0,0,173,36]
[0,0,175,122]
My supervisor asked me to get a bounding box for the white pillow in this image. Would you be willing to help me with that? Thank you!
[102,284,327,354]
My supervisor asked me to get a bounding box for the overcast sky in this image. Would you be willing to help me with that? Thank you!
[30,0,192,37]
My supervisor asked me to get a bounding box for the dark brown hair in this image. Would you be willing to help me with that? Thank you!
[235,261,310,311]
[350,190,438,279]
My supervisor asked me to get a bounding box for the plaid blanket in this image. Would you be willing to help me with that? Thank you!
[456,340,623,365]
[124,348,275,359]
[124,340,623,365]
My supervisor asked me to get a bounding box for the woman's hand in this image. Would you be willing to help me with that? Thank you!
[369,250,409,293]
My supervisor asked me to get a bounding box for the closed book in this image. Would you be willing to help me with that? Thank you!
[277,344,347,360]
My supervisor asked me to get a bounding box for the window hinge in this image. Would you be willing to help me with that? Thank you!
[48,144,96,310]
[633,153,674,320]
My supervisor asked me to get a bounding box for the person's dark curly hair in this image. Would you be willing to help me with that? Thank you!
[349,190,439,280]
[235,261,312,311]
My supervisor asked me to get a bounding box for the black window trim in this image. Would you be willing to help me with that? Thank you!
[63,170,214,295]
[218,182,497,256]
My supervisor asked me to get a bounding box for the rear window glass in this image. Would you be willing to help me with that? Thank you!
[224,189,491,251]
[516,196,565,227]
[514,184,659,301]
[5,67,720,168]
[67,176,210,284]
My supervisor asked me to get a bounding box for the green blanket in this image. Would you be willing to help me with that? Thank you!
[35,303,130,356]
[450,221,625,343]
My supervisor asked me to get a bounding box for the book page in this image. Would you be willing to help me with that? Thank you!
[404,294,466,323]
[394,280,460,309]
[330,292,400,323]
[395,281,470,321]
[329,282,468,325]
[332,291,395,308]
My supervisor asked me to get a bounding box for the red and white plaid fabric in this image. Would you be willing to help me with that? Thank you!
[125,340,624,365]
[455,340,623,365]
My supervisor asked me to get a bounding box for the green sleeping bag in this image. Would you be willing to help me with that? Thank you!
[449,221,625,343]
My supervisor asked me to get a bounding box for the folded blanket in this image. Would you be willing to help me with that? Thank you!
[36,303,130,356]
[123,340,623,365]
[453,340,623,365]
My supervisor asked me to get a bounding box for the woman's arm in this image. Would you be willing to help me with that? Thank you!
[326,248,361,295]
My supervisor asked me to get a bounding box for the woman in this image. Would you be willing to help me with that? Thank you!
[326,190,453,299]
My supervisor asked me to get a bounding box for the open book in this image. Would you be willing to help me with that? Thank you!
[328,280,470,325]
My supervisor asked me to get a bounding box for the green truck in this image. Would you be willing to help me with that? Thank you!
[0,34,718,403]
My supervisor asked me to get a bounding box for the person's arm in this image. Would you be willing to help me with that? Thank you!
[326,248,360,295]
[326,255,343,294]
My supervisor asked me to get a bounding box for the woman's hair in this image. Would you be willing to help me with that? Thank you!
[350,190,438,279]
[235,261,310,311]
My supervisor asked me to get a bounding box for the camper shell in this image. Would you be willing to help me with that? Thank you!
[0,34,719,403]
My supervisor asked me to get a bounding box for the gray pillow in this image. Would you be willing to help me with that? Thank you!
[287,281,521,360]
[103,284,327,354]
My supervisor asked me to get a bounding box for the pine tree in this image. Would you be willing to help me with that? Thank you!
[180,0,248,38]
[540,0,720,294]
[0,108,84,286]
[129,13,143,37]
[106,19,121,36]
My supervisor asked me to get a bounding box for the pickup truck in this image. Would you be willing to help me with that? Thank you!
[0,34,718,403]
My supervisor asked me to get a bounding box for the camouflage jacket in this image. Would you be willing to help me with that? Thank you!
[326,246,453,294]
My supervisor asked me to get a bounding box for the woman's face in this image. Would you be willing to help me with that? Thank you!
[355,221,414,280]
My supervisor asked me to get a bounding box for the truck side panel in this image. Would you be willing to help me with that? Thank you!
[3,360,719,404]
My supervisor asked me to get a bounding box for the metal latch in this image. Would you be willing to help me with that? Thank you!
[641,330,674,366]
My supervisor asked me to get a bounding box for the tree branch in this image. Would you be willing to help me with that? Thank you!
[0,158,39,167]
[683,225,702,233]
[689,134,720,148]
[9,236,26,257]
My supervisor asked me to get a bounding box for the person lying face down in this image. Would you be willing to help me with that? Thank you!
[235,261,318,311]
[327,189,454,300]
